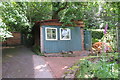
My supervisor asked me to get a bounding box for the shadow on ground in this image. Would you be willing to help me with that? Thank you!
[2,45,53,78]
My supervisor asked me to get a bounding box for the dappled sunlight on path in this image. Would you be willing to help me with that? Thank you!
[42,56,83,78]
[2,46,88,78]
[32,55,53,78]
[2,46,53,78]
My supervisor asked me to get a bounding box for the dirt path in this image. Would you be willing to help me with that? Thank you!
[2,45,53,78]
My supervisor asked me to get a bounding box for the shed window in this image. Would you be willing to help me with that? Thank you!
[45,27,57,40]
[60,28,71,40]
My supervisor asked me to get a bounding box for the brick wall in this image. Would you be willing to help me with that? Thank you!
[2,32,21,46]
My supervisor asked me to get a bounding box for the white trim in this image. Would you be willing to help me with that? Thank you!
[45,27,58,40]
[60,28,71,40]
[40,27,44,53]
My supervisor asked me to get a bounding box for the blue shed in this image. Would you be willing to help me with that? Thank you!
[33,19,87,53]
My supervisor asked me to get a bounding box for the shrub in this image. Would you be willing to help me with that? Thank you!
[92,30,104,44]
[75,53,119,79]
[32,45,44,56]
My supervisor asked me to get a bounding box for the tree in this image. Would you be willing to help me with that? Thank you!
[0,2,52,43]
[0,2,29,32]
[52,2,68,19]
[0,18,13,41]
[1,2,119,30]
[0,2,52,32]
[0,1,119,45]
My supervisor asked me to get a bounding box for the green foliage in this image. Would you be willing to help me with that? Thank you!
[92,30,104,43]
[1,2,30,32]
[1,2,119,32]
[0,2,51,32]
[69,65,79,71]
[92,31,104,39]
[0,28,13,42]
[118,27,120,51]
[0,19,13,41]
[0,2,119,48]
[76,53,119,78]
[91,29,117,51]
[0,2,52,43]
[32,45,44,56]
[92,38,99,44]
[101,29,117,51]
[24,34,33,47]
[59,2,119,29]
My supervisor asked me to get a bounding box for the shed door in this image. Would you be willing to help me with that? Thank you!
[84,30,92,51]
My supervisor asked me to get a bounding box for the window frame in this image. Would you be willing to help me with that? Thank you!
[45,27,58,40]
[60,28,71,40]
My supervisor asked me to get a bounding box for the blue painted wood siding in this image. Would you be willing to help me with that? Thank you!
[41,25,82,53]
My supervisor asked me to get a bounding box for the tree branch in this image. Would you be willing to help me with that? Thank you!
[56,2,68,13]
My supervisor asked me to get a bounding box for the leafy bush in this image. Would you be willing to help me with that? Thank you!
[92,31,104,44]
[92,31,104,39]
[101,29,117,51]
[0,28,13,42]
[32,45,44,56]
[92,38,99,44]
[75,53,119,79]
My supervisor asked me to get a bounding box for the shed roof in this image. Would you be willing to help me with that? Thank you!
[34,19,85,27]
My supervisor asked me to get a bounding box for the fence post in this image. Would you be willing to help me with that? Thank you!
[117,26,120,52]
[80,28,84,51]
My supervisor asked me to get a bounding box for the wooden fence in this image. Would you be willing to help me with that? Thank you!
[2,32,21,46]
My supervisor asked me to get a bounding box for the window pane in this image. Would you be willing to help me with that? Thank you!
[52,29,56,33]
[60,28,71,40]
[46,28,57,40]
[47,34,51,39]
[52,34,56,39]
[47,29,52,33]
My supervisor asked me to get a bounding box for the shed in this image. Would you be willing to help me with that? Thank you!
[33,19,90,53]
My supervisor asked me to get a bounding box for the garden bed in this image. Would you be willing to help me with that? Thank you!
[44,51,90,57]
[63,52,119,79]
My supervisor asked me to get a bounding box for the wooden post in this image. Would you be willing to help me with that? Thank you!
[117,26,120,52]
[40,27,44,53]
[80,27,84,51]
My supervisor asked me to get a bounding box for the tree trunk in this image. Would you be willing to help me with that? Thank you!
[52,2,67,19]
[52,11,59,19]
